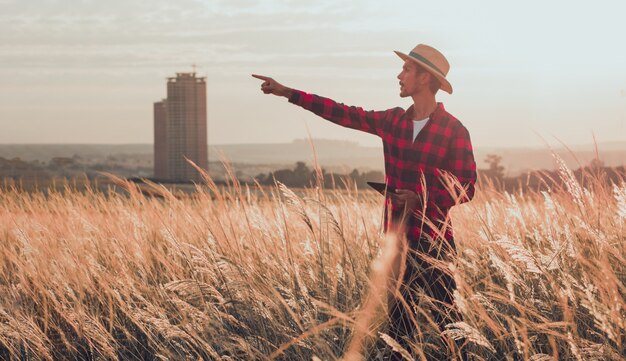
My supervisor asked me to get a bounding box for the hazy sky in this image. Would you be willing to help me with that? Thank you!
[1,0,625,148]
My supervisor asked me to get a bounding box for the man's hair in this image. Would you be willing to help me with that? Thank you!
[415,65,441,94]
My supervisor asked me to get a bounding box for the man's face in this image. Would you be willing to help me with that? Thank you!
[397,60,428,98]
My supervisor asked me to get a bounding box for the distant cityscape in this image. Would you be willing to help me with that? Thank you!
[0,71,623,191]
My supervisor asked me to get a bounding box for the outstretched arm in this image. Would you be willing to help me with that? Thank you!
[252,74,394,137]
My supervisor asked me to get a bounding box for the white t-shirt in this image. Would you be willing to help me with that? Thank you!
[412,117,429,142]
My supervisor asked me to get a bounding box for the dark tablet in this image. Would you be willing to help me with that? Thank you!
[366,182,396,195]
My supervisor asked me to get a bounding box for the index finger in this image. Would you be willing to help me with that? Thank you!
[251,74,271,81]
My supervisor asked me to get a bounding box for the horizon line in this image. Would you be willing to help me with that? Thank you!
[0,139,624,149]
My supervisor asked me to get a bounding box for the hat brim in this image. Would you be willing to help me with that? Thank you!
[394,50,453,94]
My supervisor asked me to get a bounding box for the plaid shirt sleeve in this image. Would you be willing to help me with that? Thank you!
[429,124,477,209]
[288,89,395,137]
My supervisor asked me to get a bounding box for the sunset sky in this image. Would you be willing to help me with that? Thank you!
[1,0,625,148]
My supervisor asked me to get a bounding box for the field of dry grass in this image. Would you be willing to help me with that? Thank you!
[0,159,624,360]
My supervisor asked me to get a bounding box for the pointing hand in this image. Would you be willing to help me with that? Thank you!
[251,74,292,98]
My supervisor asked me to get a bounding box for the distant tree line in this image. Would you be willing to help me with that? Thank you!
[0,156,152,181]
[479,154,624,192]
[254,156,624,192]
[254,161,385,189]
[2,154,623,193]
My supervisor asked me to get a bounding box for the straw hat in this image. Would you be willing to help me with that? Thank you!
[394,44,453,94]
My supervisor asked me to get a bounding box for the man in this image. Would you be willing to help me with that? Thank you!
[253,43,476,360]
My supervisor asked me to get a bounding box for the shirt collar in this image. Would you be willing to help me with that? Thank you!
[406,102,445,121]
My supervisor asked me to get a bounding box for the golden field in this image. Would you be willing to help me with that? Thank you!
[0,160,624,360]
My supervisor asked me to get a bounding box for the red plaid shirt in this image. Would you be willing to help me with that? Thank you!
[288,90,477,243]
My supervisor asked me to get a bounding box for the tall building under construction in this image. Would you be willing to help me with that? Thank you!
[153,72,208,182]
